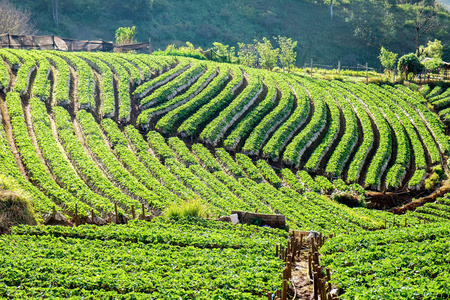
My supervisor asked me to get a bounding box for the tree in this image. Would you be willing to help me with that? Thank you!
[212,42,236,63]
[115,26,136,44]
[255,37,279,70]
[422,57,442,72]
[413,2,439,54]
[344,1,396,46]
[0,0,34,35]
[378,46,398,76]
[237,43,257,67]
[398,53,424,79]
[418,39,443,59]
[275,36,297,71]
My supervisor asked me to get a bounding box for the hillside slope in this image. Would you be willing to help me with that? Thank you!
[10,0,450,67]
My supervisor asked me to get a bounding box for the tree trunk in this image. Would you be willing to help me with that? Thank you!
[330,0,333,20]
[52,0,59,28]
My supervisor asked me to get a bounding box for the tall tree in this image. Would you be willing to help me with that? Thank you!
[275,36,297,71]
[237,43,257,67]
[378,46,398,77]
[255,37,279,70]
[0,0,34,35]
[51,0,59,28]
[413,2,439,54]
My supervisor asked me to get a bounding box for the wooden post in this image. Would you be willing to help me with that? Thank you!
[267,292,272,300]
[282,279,288,300]
[115,202,119,224]
[338,61,341,75]
[308,254,312,279]
[321,278,327,300]
[326,267,331,282]
[310,58,313,77]
[384,218,387,229]
[131,205,135,219]
[142,203,145,220]
[299,234,303,251]
[52,205,56,220]
[287,262,291,278]
[108,213,111,223]
[74,203,78,227]
[276,244,279,257]
[366,62,369,84]
[405,215,407,227]
[91,209,95,225]
[313,271,319,300]
[393,215,395,227]
[148,37,152,54]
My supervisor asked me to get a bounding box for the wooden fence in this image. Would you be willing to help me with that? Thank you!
[0,33,151,53]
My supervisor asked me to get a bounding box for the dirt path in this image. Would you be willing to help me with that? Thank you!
[291,251,313,300]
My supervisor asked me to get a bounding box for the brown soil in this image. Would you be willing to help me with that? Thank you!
[365,191,412,210]
[391,180,450,214]
[291,250,313,300]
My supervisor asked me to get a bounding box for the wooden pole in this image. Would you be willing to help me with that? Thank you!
[52,205,56,220]
[366,62,369,84]
[148,37,152,54]
[74,203,78,227]
[405,215,407,227]
[131,205,135,219]
[338,61,341,75]
[267,292,272,300]
[115,202,119,224]
[142,203,145,220]
[91,209,95,225]
[282,279,288,300]
[326,267,331,281]
[313,271,319,300]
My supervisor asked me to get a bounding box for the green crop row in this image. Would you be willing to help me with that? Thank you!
[260,76,309,160]
[200,69,263,146]
[154,65,230,134]
[139,63,217,126]
[140,62,205,109]
[224,74,277,152]
[177,66,242,138]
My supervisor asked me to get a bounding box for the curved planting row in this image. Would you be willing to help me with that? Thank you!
[0,49,447,218]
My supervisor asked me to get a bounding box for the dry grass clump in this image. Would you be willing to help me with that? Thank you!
[0,174,37,234]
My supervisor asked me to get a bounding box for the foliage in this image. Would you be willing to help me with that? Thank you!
[423,57,443,72]
[398,53,424,79]
[154,42,207,60]
[237,42,257,67]
[378,46,398,74]
[164,198,206,220]
[418,39,444,59]
[115,26,136,44]
[321,223,450,299]
[275,36,297,71]
[0,0,34,35]
[255,37,279,70]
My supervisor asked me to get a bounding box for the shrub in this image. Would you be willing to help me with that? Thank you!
[164,199,206,221]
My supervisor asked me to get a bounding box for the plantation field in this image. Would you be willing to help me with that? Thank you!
[0,49,449,299]
[0,219,286,299]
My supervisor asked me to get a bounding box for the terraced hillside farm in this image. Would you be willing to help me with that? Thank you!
[0,49,449,299]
